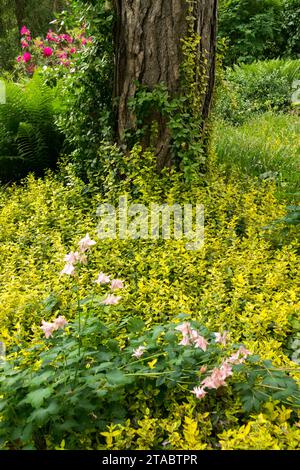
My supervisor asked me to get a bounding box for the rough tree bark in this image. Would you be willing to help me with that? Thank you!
[113,0,218,169]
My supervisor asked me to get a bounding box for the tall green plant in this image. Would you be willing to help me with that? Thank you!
[0,74,63,182]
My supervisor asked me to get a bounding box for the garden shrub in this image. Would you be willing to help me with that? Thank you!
[215,59,300,125]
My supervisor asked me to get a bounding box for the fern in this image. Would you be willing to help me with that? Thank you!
[0,74,63,182]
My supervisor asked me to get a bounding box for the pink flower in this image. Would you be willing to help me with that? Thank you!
[43,47,53,57]
[220,362,233,379]
[214,331,228,346]
[132,346,146,358]
[22,52,31,63]
[21,40,29,49]
[57,51,68,59]
[69,47,77,54]
[238,346,251,358]
[64,251,87,265]
[78,233,96,252]
[61,34,73,44]
[191,331,208,351]
[202,368,227,389]
[46,30,60,43]
[81,37,87,45]
[64,252,79,264]
[102,294,122,305]
[27,64,36,74]
[111,279,124,290]
[95,272,111,284]
[192,386,207,399]
[199,365,207,374]
[179,335,191,346]
[60,263,75,276]
[41,321,55,339]
[53,316,68,329]
[41,316,68,338]
[175,322,191,336]
[201,363,233,390]
[226,351,241,364]
[17,56,22,63]
[227,346,251,365]
[20,26,30,36]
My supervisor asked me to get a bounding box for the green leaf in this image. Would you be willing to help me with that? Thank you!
[106,370,129,386]
[127,317,145,333]
[25,388,52,408]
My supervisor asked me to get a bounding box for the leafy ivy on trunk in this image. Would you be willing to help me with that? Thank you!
[113,0,218,173]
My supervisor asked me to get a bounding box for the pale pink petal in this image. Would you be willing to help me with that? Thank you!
[95,272,111,284]
[78,233,96,252]
[179,335,191,346]
[60,263,75,276]
[175,322,191,336]
[214,331,228,346]
[132,346,146,358]
[53,316,68,330]
[102,294,122,305]
[192,386,207,399]
[193,335,208,351]
[111,279,124,290]
[41,321,55,339]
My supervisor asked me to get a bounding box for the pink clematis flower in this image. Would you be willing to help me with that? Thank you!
[102,294,122,305]
[132,346,146,358]
[43,47,53,57]
[22,52,31,63]
[95,272,111,284]
[111,279,124,290]
[192,386,207,399]
[78,233,96,252]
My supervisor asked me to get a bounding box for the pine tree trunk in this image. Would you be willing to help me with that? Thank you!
[113,0,217,169]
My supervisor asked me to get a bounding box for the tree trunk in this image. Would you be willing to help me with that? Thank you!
[113,0,217,169]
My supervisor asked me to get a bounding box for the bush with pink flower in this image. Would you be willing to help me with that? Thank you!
[15,25,93,75]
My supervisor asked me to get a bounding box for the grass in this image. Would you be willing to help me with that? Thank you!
[213,112,300,200]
